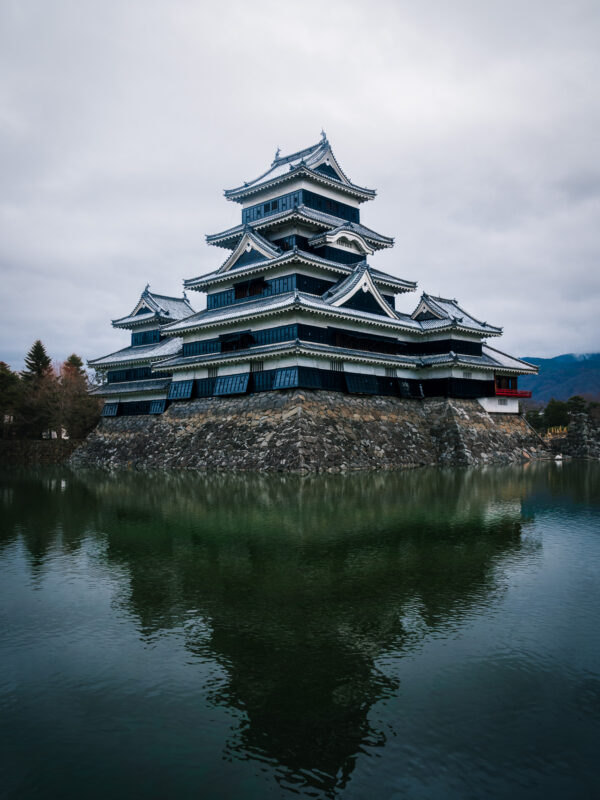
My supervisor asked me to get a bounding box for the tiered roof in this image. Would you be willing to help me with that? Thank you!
[112,286,194,329]
[185,250,415,294]
[156,334,537,377]
[90,377,172,396]
[224,133,376,203]
[206,205,394,250]
[163,277,501,340]
[411,293,502,334]
[89,337,183,369]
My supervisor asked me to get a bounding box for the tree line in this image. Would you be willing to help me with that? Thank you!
[0,340,101,440]
[524,395,600,433]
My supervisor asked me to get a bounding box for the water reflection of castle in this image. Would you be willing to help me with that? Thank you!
[2,468,547,795]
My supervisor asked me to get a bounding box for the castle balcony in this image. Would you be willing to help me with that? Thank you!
[495,388,532,398]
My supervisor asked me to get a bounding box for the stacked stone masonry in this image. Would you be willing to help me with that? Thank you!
[70,391,551,472]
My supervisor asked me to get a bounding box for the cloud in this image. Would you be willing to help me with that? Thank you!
[1,0,599,368]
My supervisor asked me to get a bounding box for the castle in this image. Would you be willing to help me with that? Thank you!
[89,133,536,415]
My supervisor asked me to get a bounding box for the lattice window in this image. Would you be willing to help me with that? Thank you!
[149,399,166,414]
[208,366,218,378]
[253,324,296,346]
[252,369,277,392]
[250,361,264,373]
[330,360,344,372]
[131,329,161,347]
[101,402,118,417]
[168,380,194,400]
[463,371,473,379]
[183,339,221,357]
[195,377,217,397]
[385,367,397,378]
[498,398,508,406]
[213,373,250,396]
[107,366,153,383]
[273,368,299,389]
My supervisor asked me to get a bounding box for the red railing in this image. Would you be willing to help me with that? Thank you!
[495,388,532,398]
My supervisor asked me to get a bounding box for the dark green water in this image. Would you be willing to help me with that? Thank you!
[1,463,599,799]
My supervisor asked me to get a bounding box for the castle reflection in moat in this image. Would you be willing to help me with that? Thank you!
[2,465,554,795]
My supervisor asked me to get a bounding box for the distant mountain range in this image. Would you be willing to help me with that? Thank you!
[519,353,600,404]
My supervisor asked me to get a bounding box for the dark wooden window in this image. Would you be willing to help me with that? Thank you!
[118,401,152,416]
[273,368,299,389]
[495,376,518,390]
[345,373,378,395]
[107,366,154,383]
[168,380,194,400]
[131,329,161,347]
[195,377,217,396]
[213,373,249,396]
[183,339,221,357]
[241,189,359,224]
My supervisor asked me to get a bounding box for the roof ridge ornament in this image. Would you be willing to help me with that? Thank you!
[320,128,327,141]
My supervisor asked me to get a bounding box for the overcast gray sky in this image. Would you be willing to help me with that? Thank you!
[1,0,599,369]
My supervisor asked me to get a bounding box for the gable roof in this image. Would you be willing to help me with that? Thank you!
[323,263,398,319]
[112,286,195,329]
[411,293,502,334]
[224,134,376,203]
[308,222,375,255]
[217,228,280,273]
[161,288,429,338]
[481,345,538,373]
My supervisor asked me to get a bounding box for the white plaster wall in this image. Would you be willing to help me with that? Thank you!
[427,367,491,380]
[176,355,422,381]
[419,331,485,343]
[477,396,519,414]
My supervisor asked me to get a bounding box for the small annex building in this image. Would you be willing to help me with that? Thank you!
[90,134,537,416]
[89,286,194,416]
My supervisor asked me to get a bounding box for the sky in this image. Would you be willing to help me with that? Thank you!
[1,0,599,369]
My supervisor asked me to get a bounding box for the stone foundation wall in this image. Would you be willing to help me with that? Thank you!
[564,413,600,460]
[69,391,551,472]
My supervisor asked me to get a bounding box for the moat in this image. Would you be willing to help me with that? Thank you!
[1,463,599,799]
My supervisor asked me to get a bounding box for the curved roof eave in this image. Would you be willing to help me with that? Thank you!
[206,206,394,250]
[184,250,416,293]
[224,164,376,203]
[161,292,494,338]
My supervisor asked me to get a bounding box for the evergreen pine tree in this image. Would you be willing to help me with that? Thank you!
[22,340,52,382]
[0,362,24,438]
[64,353,85,375]
[17,341,57,437]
